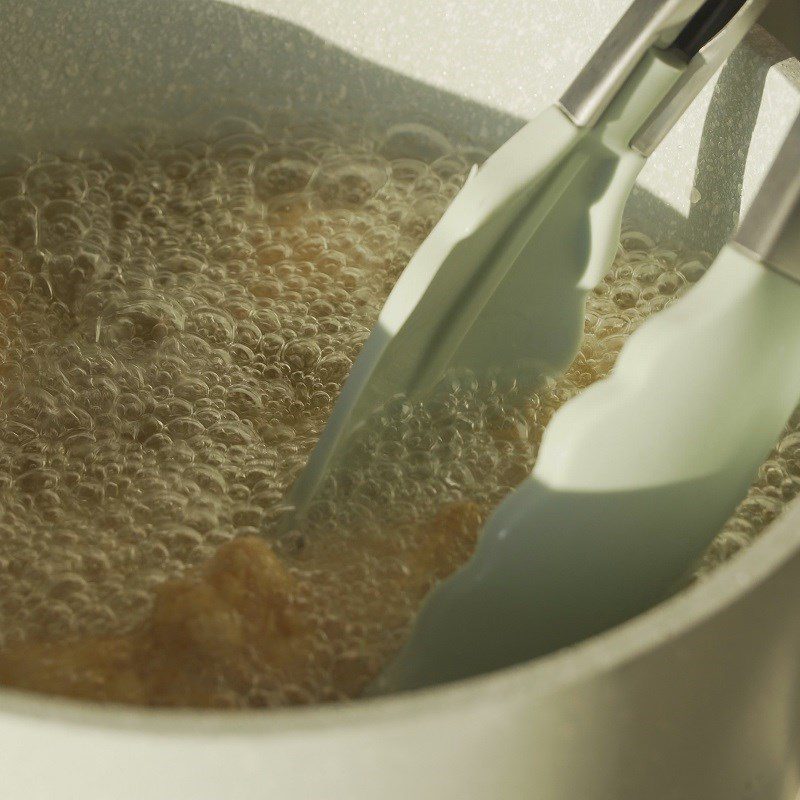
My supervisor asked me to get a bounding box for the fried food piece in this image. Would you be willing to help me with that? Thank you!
[0,537,306,707]
[0,504,481,708]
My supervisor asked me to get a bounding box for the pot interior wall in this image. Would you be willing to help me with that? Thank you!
[1,0,799,255]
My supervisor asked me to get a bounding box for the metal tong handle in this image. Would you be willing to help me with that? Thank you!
[559,0,769,144]
[631,0,770,153]
[735,112,800,284]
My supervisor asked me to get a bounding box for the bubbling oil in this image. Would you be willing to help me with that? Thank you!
[0,114,793,707]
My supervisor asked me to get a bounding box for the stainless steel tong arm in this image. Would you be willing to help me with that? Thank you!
[735,112,800,284]
[559,0,771,152]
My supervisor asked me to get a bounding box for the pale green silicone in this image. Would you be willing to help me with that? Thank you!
[376,244,800,692]
[284,49,684,523]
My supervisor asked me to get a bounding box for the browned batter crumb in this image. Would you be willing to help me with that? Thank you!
[0,503,481,708]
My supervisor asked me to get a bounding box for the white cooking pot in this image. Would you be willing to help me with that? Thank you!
[0,1,799,798]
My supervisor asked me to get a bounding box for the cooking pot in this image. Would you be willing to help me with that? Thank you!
[0,1,799,798]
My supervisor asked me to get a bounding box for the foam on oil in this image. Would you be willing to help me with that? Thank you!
[0,114,791,706]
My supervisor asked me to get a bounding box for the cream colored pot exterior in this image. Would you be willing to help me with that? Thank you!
[0,1,799,798]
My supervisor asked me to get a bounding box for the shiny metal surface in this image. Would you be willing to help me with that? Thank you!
[558,0,703,127]
[631,0,771,154]
[735,113,800,282]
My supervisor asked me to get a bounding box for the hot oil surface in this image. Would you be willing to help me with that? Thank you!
[0,115,791,706]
